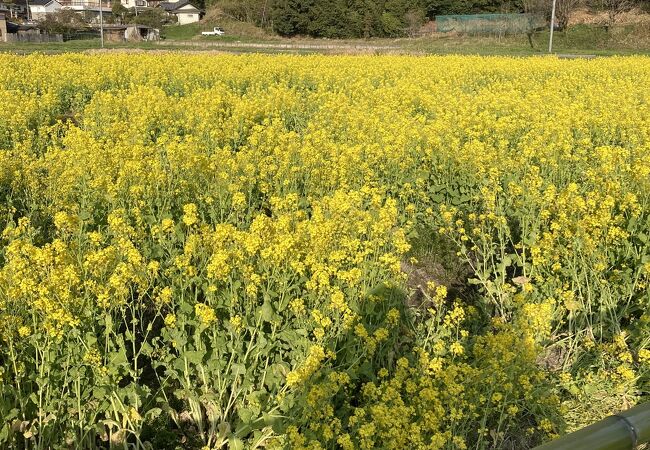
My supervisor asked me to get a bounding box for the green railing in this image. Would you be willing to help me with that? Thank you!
[534,402,650,450]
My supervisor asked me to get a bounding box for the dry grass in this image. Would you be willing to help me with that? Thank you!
[569,6,650,25]
[200,7,271,39]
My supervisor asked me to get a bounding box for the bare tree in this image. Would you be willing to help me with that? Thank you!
[598,0,633,29]
[522,0,551,48]
[523,0,582,30]
[521,0,548,14]
[555,0,582,30]
[404,9,425,37]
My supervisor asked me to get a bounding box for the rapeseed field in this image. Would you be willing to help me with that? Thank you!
[0,54,649,449]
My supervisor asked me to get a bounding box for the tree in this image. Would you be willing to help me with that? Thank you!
[271,0,314,35]
[382,0,425,36]
[404,9,426,35]
[555,0,581,30]
[307,0,353,38]
[38,10,86,34]
[126,7,170,28]
[111,1,129,24]
[423,0,524,17]
[348,0,383,38]
[598,0,633,29]
[380,11,403,36]
[520,0,546,14]
[213,0,271,25]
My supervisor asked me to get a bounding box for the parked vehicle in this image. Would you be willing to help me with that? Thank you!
[201,27,224,36]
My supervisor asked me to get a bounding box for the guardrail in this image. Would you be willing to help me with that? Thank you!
[534,402,650,450]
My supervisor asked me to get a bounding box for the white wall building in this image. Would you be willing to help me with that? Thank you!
[121,0,146,9]
[174,2,199,24]
[59,0,111,23]
[29,0,110,22]
[160,0,201,25]
[29,0,61,19]
[0,0,28,19]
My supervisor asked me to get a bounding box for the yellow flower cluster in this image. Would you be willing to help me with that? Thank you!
[286,345,327,387]
[0,53,649,449]
[287,318,560,449]
[194,303,217,326]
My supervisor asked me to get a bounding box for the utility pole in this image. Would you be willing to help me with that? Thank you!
[548,0,556,53]
[99,0,104,48]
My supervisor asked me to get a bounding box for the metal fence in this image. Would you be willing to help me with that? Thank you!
[5,31,63,42]
[62,29,100,41]
[435,13,546,35]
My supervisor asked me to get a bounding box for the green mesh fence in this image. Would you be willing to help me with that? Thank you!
[435,13,546,35]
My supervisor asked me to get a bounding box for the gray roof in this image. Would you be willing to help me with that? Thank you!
[7,21,21,32]
[30,0,58,6]
[159,0,200,12]
[4,19,36,31]
[158,1,176,11]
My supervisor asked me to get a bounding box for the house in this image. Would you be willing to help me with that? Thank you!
[29,0,61,20]
[103,23,158,41]
[0,0,28,19]
[121,0,146,9]
[58,0,111,24]
[159,0,200,25]
[1,11,62,41]
[29,0,110,23]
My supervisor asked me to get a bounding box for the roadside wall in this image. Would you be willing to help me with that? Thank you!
[5,31,63,42]
[0,13,7,42]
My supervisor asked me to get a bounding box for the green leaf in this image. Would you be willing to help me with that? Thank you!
[145,408,162,420]
[183,350,204,365]
[110,347,128,367]
[229,437,244,450]
[93,386,107,400]
[0,423,9,442]
[84,332,98,346]
[238,407,254,425]
[231,363,246,377]
[103,314,113,330]
[140,342,153,356]
[263,412,280,427]
[258,300,275,323]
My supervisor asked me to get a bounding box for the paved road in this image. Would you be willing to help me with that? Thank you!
[154,40,402,52]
